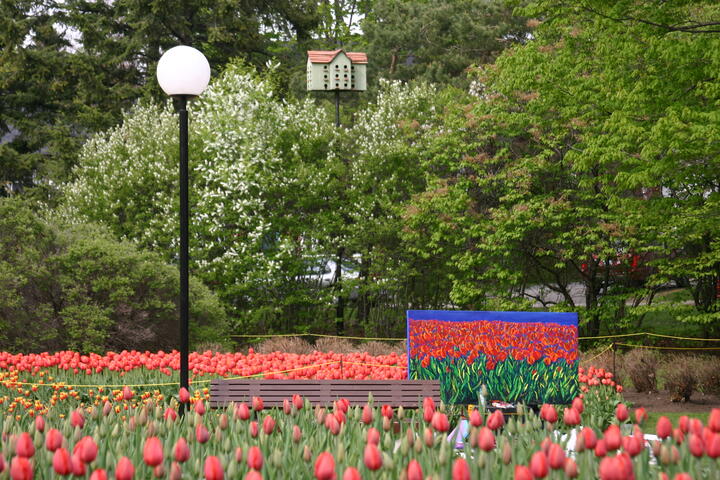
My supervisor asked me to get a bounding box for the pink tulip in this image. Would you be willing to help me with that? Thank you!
[487,410,505,430]
[9,456,32,480]
[15,433,34,458]
[407,459,423,480]
[122,386,133,400]
[250,421,259,438]
[313,452,336,480]
[252,396,264,412]
[77,436,98,463]
[709,409,720,433]
[143,437,163,467]
[204,456,224,480]
[179,387,190,403]
[342,467,359,480]
[235,403,250,420]
[478,427,495,452]
[470,409,483,427]
[366,427,380,445]
[173,438,190,463]
[262,415,275,435]
[548,443,565,469]
[70,410,85,428]
[572,397,584,414]
[363,443,382,470]
[361,404,373,424]
[247,446,263,471]
[514,465,533,480]
[45,428,63,452]
[431,411,449,432]
[194,399,206,415]
[196,424,210,443]
[35,415,45,433]
[90,469,108,480]
[563,407,581,426]
[53,448,73,475]
[293,394,304,410]
[530,451,548,478]
[451,458,470,480]
[657,416,673,439]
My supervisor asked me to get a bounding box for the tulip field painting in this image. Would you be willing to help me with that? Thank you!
[408,310,579,405]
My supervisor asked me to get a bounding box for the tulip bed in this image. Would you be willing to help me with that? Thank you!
[0,350,717,479]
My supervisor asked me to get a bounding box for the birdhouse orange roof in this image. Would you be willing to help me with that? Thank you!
[307,50,368,64]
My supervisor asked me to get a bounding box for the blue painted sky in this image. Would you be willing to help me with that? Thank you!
[407,310,578,326]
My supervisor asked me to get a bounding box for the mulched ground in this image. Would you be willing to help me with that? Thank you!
[622,390,720,414]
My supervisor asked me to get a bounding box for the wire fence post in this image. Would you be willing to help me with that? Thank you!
[612,342,616,376]
[340,358,344,378]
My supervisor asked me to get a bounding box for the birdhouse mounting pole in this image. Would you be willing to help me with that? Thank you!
[335,89,341,128]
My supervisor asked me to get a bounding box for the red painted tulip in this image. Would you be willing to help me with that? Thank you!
[548,443,565,469]
[470,409,483,427]
[487,410,505,430]
[313,452,336,480]
[292,394,303,410]
[196,424,210,443]
[15,433,34,458]
[293,425,302,443]
[530,451,548,478]
[247,446,263,471]
[9,456,32,480]
[615,403,629,422]
[407,459,423,480]
[78,436,98,463]
[563,407,581,426]
[342,467,359,480]
[143,437,163,467]
[115,457,135,480]
[361,404,373,425]
[367,427,380,445]
[204,456,223,480]
[173,438,190,463]
[252,396,264,412]
[90,469,108,480]
[363,443,382,470]
[657,416,673,439]
[564,458,578,478]
[35,415,45,433]
[581,427,598,450]
[452,458,470,480]
[710,409,720,433]
[53,448,73,475]
[431,411,449,432]
[604,425,622,451]
[194,399,206,415]
[250,421,259,438]
[70,410,85,428]
[262,415,275,435]
[178,387,190,403]
[122,386,133,400]
[478,427,495,452]
[235,403,250,421]
[572,397,584,414]
[514,465,533,480]
[45,428,63,452]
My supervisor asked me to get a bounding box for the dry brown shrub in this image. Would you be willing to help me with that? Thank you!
[687,355,720,395]
[359,341,403,356]
[623,348,659,393]
[393,341,407,354]
[257,336,313,355]
[579,346,615,373]
[314,337,357,354]
[661,355,697,402]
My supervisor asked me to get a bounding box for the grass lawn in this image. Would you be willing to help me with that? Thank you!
[643,411,710,432]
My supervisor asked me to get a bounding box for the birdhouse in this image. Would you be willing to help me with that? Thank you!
[307,50,367,91]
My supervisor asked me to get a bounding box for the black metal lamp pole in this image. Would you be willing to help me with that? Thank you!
[178,96,190,417]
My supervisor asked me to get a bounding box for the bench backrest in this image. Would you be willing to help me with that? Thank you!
[209,379,440,408]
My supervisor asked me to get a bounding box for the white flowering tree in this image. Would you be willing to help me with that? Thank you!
[63,63,442,334]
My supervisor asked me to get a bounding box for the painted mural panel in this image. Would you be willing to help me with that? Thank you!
[407,310,579,405]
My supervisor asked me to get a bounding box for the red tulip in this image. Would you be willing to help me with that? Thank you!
[122,386,133,400]
[194,423,209,443]
[598,453,634,480]
[548,443,565,469]
[252,396,264,411]
[595,439,608,457]
[283,399,292,415]
[292,394,303,410]
[313,452,336,480]
[367,427,380,445]
[234,448,243,463]
[470,409,483,427]
[710,409,720,433]
[250,421,259,438]
[487,410,505,430]
[164,408,178,421]
[622,435,643,457]
[563,407,581,426]
[572,397,584,414]
[514,465,533,480]
[615,403,629,422]
[679,415,690,433]
[324,414,340,435]
[15,433,34,458]
[657,416,673,439]
[530,451,548,478]
[293,425,302,443]
[78,436,98,463]
[173,437,190,463]
[431,411,449,432]
[90,469,108,480]
[236,403,250,421]
[423,397,435,423]
[336,398,349,413]
[687,433,703,457]
[72,453,86,476]
[478,427,495,452]
[70,410,85,428]
[178,387,190,403]
[0,454,5,474]
[53,448,73,475]
[690,418,704,435]
[674,474,692,480]
[46,428,63,452]
[244,471,262,480]
[381,405,393,419]
[424,427,434,447]
[247,446,263,471]
[361,404,373,425]
[143,437,163,467]
[363,443,382,470]
[204,456,223,480]
[35,415,45,433]
[194,399,206,415]
[407,459,423,480]
[342,467,360,480]
[564,458,578,478]
[9,456,32,480]
[706,432,720,459]
[115,457,135,480]
[604,425,622,451]
[262,415,275,435]
[452,458,470,480]
[540,404,558,423]
[581,427,598,449]
[634,407,648,425]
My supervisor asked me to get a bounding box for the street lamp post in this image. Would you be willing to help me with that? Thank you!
[156,46,210,417]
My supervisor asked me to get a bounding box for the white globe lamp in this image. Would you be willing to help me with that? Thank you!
[157,45,210,97]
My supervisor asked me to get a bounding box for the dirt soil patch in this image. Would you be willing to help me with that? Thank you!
[622,390,720,414]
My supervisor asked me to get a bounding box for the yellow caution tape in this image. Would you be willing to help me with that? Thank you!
[581,343,614,364]
[614,343,720,351]
[231,333,405,341]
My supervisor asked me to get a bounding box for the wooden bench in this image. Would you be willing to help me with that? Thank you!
[209,379,440,408]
